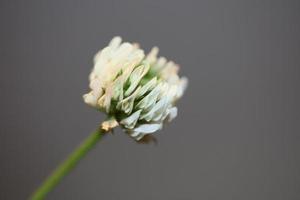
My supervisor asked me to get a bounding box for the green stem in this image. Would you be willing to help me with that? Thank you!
[30,128,105,200]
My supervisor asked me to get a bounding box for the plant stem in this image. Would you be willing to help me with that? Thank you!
[30,128,105,200]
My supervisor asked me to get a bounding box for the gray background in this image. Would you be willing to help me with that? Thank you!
[1,0,299,199]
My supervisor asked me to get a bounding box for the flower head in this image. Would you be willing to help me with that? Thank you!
[83,37,187,140]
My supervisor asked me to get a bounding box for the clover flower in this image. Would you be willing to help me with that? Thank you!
[83,37,187,140]
[30,36,189,200]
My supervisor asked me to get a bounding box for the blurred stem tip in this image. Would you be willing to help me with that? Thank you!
[30,128,105,200]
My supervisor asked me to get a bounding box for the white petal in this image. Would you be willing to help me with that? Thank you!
[134,123,162,133]
[143,85,177,121]
[120,110,142,129]
[136,77,157,98]
[117,87,141,114]
[125,63,150,96]
[136,83,162,110]
[140,98,168,121]
[130,131,140,137]
[135,133,145,140]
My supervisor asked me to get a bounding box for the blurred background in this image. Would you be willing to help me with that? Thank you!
[1,0,299,199]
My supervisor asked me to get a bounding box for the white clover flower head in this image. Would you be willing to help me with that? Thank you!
[83,37,187,140]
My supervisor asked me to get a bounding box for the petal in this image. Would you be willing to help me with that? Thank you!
[136,77,157,99]
[176,77,188,99]
[136,83,162,110]
[101,118,119,131]
[141,85,177,121]
[83,92,98,107]
[117,87,141,114]
[140,98,168,121]
[120,110,142,129]
[130,131,141,137]
[145,47,159,64]
[129,124,163,140]
[125,63,150,96]
[133,123,162,133]
[108,36,122,49]
[111,76,124,101]
[167,107,178,122]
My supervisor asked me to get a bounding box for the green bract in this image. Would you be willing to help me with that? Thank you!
[83,37,187,140]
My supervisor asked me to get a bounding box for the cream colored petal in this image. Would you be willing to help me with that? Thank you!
[153,56,167,72]
[97,83,115,112]
[83,92,98,107]
[92,40,145,92]
[111,76,124,101]
[145,47,159,64]
[175,77,188,99]
[94,36,122,63]
[108,36,122,49]
[157,57,167,67]
[101,118,119,131]
[159,61,179,82]
[167,107,177,122]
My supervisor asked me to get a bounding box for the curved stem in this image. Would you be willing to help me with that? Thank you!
[30,128,105,200]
